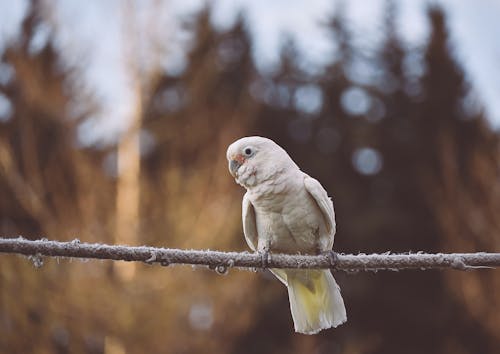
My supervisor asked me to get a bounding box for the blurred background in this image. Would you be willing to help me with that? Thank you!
[0,0,499,353]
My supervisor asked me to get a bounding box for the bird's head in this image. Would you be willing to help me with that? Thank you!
[226,136,297,188]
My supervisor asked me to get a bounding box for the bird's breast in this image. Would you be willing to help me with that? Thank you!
[251,187,324,254]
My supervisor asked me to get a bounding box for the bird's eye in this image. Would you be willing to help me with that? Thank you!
[243,147,254,157]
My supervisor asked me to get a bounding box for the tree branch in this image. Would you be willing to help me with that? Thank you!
[0,237,499,272]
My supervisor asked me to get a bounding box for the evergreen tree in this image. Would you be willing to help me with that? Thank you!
[0,3,112,353]
[417,7,500,351]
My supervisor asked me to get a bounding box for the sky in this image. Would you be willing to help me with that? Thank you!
[0,0,499,143]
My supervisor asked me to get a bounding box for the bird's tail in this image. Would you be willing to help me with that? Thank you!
[273,269,346,334]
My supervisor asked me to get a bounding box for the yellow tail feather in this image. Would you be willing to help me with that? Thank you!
[279,269,346,334]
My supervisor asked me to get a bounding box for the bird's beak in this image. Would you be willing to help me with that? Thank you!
[229,155,244,177]
[229,159,242,177]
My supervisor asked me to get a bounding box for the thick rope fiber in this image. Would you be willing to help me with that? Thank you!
[1,237,499,272]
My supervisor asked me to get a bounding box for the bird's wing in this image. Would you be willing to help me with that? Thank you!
[242,192,258,251]
[304,176,336,236]
[243,192,289,285]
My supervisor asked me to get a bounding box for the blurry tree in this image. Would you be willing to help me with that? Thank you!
[0,3,114,353]
[142,9,258,250]
[0,5,108,238]
[126,9,267,354]
[417,7,500,350]
[113,0,172,281]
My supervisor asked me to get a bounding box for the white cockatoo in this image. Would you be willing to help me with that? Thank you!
[226,136,347,334]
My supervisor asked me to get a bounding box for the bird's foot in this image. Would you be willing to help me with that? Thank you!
[326,250,339,269]
[258,249,271,268]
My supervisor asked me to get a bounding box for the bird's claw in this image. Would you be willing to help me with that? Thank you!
[258,250,271,268]
[327,250,339,269]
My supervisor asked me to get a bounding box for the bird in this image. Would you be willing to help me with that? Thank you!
[226,136,347,334]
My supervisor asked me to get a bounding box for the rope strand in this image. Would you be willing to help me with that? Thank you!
[1,237,499,272]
